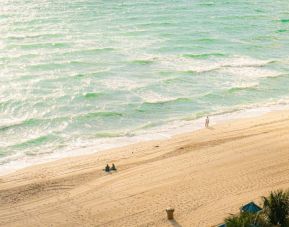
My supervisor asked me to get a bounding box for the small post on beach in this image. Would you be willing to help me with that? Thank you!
[166,207,174,220]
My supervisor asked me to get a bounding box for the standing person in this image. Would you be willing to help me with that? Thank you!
[205,116,209,128]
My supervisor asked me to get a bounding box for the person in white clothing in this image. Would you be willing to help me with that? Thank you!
[205,116,209,128]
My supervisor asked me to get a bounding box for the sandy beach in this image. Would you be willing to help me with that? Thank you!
[1,110,289,227]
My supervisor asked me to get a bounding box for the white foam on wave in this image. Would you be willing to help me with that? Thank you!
[135,90,176,104]
[219,66,281,79]
[101,77,147,91]
[109,48,276,76]
[156,55,276,73]
[220,56,273,67]
[157,55,215,72]
[135,98,289,137]
[224,81,260,90]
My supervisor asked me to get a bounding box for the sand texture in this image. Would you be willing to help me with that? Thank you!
[1,111,289,227]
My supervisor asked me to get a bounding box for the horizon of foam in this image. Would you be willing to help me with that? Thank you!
[1,100,289,175]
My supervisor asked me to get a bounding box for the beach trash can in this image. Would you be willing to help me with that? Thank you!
[166,208,174,220]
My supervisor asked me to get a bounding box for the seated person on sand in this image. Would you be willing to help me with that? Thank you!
[104,164,110,172]
[110,163,117,171]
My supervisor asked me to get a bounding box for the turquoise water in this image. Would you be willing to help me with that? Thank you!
[1,0,289,171]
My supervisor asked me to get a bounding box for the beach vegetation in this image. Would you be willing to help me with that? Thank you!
[262,190,289,226]
[225,212,268,227]
[223,189,289,227]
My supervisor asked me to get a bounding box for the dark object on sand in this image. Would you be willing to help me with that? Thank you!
[166,208,174,220]
[217,224,226,227]
[104,164,110,172]
[240,202,262,213]
[110,163,117,171]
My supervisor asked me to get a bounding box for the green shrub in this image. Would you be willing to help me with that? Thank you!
[225,211,268,227]
[262,190,289,226]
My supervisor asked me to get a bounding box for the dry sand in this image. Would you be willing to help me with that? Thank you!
[1,110,289,227]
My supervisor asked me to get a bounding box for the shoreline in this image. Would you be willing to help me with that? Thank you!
[1,101,289,175]
[1,109,289,226]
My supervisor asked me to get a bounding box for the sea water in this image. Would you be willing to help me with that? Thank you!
[1,0,289,173]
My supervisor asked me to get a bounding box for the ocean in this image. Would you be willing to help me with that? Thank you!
[1,0,289,173]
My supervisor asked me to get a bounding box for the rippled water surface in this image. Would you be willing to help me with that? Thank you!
[1,0,289,170]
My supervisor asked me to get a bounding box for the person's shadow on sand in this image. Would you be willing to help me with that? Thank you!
[169,220,182,227]
[207,126,215,130]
